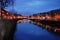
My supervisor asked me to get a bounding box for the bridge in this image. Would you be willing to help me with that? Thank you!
[0,9,60,40]
[1,9,60,32]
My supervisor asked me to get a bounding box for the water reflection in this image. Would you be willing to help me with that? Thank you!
[14,22,60,40]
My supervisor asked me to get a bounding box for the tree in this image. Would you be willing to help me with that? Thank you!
[0,0,14,8]
[0,0,14,18]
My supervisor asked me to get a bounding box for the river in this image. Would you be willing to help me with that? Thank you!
[14,22,60,40]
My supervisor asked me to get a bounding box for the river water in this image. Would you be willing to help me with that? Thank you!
[14,22,60,40]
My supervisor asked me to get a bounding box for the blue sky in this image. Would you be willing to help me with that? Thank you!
[5,0,60,16]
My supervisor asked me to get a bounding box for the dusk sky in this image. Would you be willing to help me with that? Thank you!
[5,0,60,16]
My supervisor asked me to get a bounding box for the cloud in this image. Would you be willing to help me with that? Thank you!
[5,0,60,16]
[26,1,42,6]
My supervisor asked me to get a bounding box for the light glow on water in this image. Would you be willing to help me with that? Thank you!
[14,22,60,40]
